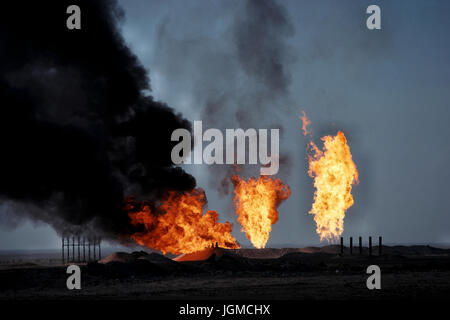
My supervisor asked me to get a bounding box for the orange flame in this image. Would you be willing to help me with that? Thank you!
[232,175,291,248]
[126,189,239,255]
[307,132,359,242]
[300,111,311,136]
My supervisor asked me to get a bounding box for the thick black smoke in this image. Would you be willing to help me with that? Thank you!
[0,0,195,239]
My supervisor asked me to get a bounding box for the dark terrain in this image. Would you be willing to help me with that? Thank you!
[1,246,449,300]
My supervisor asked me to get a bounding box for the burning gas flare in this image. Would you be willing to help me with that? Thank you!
[307,132,359,242]
[300,111,311,136]
[232,175,291,248]
[126,189,239,255]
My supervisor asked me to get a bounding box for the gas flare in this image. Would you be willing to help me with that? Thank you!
[126,189,239,255]
[232,175,291,248]
[307,132,359,242]
[300,111,311,136]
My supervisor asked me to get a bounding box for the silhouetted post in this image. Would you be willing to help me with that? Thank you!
[379,236,382,256]
[359,236,362,254]
[350,237,353,255]
[98,238,101,260]
[88,240,91,261]
[369,236,372,256]
[62,238,65,264]
[67,237,70,262]
[340,237,344,255]
[77,236,80,262]
[72,236,75,262]
[93,238,96,260]
[83,237,86,262]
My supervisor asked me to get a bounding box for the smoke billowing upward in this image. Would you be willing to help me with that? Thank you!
[0,0,195,239]
[227,0,296,184]
[150,0,295,198]
[233,0,294,97]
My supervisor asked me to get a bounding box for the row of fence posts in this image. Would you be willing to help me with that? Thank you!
[340,236,382,256]
[62,236,101,264]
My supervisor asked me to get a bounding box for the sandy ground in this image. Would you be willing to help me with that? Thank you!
[1,246,449,300]
[2,271,450,300]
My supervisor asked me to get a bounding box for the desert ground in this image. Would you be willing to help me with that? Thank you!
[0,245,449,300]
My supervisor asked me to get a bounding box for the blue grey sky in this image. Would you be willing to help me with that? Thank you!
[1,0,449,249]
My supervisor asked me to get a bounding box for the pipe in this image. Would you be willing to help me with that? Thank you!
[359,236,362,254]
[379,236,382,256]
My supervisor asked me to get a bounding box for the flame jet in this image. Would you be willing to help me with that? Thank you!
[232,175,291,248]
[300,111,359,242]
[307,132,359,242]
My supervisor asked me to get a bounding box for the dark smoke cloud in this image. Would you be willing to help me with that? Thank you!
[153,0,294,127]
[217,0,296,188]
[0,0,195,239]
[233,0,294,96]
[151,0,295,194]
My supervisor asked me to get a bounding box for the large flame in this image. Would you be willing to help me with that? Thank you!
[307,132,359,242]
[232,175,291,248]
[126,189,239,255]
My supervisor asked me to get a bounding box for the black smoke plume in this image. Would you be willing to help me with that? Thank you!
[0,0,195,239]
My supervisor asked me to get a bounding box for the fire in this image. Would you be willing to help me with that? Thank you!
[307,132,359,242]
[300,111,311,136]
[126,189,240,255]
[232,175,291,248]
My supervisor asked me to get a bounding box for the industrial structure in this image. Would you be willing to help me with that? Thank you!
[61,236,101,264]
[340,236,382,256]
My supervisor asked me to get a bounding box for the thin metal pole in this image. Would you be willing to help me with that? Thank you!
[350,237,353,255]
[93,238,96,260]
[62,238,64,264]
[98,238,101,260]
[88,240,91,261]
[83,237,86,262]
[77,236,80,262]
[379,236,382,256]
[67,237,69,262]
[359,236,362,254]
[72,236,75,262]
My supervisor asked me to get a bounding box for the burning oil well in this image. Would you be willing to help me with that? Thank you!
[0,0,295,257]
[0,0,361,257]
[0,0,201,248]
[301,112,359,243]
[231,175,291,249]
[125,189,240,255]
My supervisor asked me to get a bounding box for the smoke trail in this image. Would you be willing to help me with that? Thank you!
[232,0,294,96]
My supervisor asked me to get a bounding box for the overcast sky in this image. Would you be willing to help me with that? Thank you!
[1,0,450,250]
